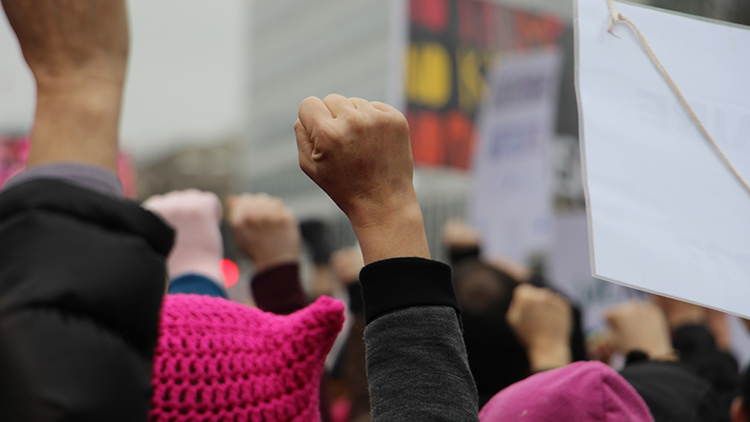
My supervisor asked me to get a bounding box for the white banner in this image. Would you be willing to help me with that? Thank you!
[576,0,750,316]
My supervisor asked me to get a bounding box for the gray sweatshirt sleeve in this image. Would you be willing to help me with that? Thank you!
[364,305,479,422]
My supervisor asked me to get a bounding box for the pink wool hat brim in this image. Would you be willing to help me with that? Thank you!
[479,361,654,422]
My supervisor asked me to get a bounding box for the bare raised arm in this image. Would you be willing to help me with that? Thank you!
[2,0,128,171]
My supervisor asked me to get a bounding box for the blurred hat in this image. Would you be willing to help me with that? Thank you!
[479,361,654,422]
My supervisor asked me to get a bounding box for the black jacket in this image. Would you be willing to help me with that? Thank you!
[0,179,173,421]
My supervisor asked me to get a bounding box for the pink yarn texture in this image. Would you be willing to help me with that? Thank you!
[479,361,654,422]
[151,294,345,422]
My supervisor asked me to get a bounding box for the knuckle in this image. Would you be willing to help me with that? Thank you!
[323,93,343,103]
[316,120,340,141]
[343,112,367,133]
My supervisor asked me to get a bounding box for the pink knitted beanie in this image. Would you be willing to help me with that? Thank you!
[479,361,655,422]
[151,294,345,421]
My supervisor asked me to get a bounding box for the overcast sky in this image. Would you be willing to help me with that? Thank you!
[0,0,248,161]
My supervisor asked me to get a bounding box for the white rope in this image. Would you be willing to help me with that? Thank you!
[605,0,750,197]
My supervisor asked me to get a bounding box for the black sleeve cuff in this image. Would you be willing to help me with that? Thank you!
[346,282,364,315]
[359,257,460,325]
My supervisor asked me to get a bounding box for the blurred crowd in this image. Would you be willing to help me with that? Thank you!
[1,1,749,422]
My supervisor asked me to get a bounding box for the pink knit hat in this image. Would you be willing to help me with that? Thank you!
[479,361,654,422]
[151,294,345,421]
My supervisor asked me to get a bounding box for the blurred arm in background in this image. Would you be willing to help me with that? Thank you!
[228,192,307,314]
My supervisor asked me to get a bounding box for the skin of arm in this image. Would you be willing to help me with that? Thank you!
[2,0,129,172]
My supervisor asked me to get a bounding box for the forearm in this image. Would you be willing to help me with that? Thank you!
[365,306,479,422]
[359,258,479,422]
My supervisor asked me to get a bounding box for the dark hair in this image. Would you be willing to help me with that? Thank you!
[452,259,528,406]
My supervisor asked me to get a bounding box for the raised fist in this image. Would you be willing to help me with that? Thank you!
[228,193,301,273]
[143,190,223,282]
[507,284,572,371]
[605,301,676,361]
[295,95,429,264]
[295,94,415,228]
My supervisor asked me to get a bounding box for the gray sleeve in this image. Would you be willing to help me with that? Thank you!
[364,306,480,422]
[3,163,123,198]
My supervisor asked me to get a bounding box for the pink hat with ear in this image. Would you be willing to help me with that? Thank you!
[479,361,654,422]
[150,294,344,421]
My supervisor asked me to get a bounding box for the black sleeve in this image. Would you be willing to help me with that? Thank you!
[359,258,479,422]
[0,179,173,421]
[250,263,308,315]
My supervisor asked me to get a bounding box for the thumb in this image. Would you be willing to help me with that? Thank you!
[294,119,315,175]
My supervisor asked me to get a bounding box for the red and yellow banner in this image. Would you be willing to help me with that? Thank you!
[407,0,564,170]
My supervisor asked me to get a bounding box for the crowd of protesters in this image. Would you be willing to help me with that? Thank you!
[0,1,749,421]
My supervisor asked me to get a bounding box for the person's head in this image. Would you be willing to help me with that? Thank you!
[479,361,654,422]
[452,260,528,405]
[621,360,724,422]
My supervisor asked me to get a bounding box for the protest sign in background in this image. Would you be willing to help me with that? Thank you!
[470,50,562,263]
[549,211,647,333]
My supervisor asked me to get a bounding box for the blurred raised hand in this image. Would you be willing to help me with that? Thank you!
[651,295,732,351]
[331,246,365,286]
[442,218,481,251]
[506,284,572,371]
[605,301,676,361]
[228,193,301,273]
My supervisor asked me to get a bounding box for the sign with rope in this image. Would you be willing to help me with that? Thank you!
[576,0,750,316]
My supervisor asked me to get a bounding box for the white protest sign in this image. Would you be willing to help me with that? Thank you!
[576,0,750,316]
[471,50,562,263]
[549,211,646,333]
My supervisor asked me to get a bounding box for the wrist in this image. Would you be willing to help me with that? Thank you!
[350,200,429,265]
[640,344,678,362]
[251,256,299,274]
[30,82,123,171]
[528,342,571,372]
